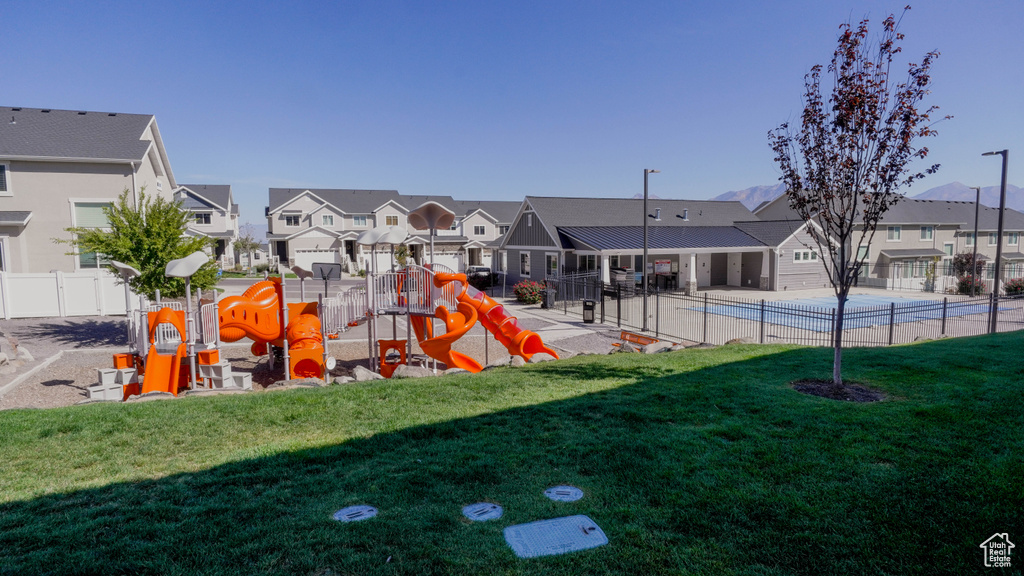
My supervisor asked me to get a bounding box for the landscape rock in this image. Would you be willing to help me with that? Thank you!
[668,344,689,352]
[333,376,355,384]
[16,347,34,362]
[443,368,470,375]
[352,365,385,381]
[611,342,638,354]
[550,348,577,360]
[392,364,435,379]
[266,378,327,390]
[528,353,557,364]
[725,337,757,345]
[694,343,717,349]
[483,357,511,370]
[510,356,527,367]
[0,352,8,366]
[125,391,175,402]
[184,388,248,397]
[914,336,932,342]
[642,341,674,354]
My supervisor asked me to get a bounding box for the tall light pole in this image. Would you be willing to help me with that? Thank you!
[982,149,1009,333]
[642,168,660,332]
[971,186,981,297]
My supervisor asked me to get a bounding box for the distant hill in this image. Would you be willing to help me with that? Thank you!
[713,182,1023,212]
[711,184,786,210]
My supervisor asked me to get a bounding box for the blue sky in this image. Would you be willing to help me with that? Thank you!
[3,1,1022,225]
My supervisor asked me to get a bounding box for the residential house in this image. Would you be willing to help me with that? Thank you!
[500,196,829,292]
[265,188,518,273]
[175,184,240,269]
[0,106,176,273]
[755,194,1024,291]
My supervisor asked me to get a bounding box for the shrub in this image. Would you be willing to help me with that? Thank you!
[1003,278,1024,296]
[957,276,986,295]
[513,280,544,304]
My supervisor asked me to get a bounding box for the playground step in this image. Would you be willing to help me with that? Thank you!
[198,361,233,380]
[232,373,253,390]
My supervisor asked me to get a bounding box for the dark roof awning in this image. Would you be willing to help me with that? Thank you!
[1001,252,1024,260]
[556,226,766,251]
[0,211,32,226]
[879,248,946,259]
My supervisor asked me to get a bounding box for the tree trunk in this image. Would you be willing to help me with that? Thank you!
[832,292,847,388]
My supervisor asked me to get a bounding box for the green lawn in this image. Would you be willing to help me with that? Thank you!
[1,334,1022,575]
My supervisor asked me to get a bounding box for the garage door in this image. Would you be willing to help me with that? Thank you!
[294,250,340,272]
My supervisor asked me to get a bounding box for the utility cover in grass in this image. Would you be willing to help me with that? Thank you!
[544,485,583,502]
[333,505,377,522]
[462,502,503,521]
[504,515,608,558]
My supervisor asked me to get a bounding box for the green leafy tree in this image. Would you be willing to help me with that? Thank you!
[234,224,262,270]
[56,188,217,299]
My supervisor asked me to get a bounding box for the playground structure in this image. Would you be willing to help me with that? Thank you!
[87,243,560,400]
[365,263,558,376]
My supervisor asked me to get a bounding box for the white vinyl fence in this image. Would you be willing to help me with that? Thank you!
[0,270,136,319]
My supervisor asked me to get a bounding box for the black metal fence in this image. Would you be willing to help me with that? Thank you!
[544,275,1024,347]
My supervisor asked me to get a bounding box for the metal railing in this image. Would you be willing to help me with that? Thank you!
[545,275,1024,347]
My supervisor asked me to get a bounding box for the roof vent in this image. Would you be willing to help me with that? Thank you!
[78,111,86,115]
[9,116,15,125]
[11,107,21,111]
[41,109,50,113]
[678,209,689,221]
[108,113,117,117]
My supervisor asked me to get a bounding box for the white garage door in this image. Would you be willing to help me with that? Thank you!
[294,250,340,272]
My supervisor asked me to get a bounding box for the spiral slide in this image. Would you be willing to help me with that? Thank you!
[409,271,558,373]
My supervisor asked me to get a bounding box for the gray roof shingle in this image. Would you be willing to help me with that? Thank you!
[0,211,32,225]
[268,188,401,213]
[179,184,232,210]
[526,196,756,228]
[454,200,521,223]
[557,226,765,251]
[734,220,805,247]
[0,106,154,161]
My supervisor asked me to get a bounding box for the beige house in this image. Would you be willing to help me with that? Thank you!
[265,188,517,273]
[175,184,240,269]
[0,106,176,273]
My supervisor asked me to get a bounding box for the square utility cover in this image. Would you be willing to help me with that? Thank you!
[504,515,608,558]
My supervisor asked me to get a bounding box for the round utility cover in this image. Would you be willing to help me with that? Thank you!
[333,505,378,522]
[325,356,337,371]
[544,485,584,502]
[462,502,503,522]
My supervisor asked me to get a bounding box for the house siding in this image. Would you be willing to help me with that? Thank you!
[776,232,831,290]
[506,212,556,247]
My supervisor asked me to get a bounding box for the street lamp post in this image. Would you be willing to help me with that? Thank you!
[642,168,660,332]
[971,186,981,297]
[982,150,1009,333]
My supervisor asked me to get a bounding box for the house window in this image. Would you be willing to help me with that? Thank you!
[1009,232,1020,246]
[986,262,995,279]
[254,252,261,260]
[914,260,929,277]
[285,215,300,226]
[498,225,510,235]
[856,246,869,261]
[194,213,211,225]
[793,249,818,263]
[920,226,933,240]
[322,214,334,226]
[353,216,367,226]
[546,254,558,276]
[527,214,533,227]
[73,202,113,269]
[966,232,975,246]
[473,225,486,236]
[989,232,999,246]
[449,218,459,230]
[578,254,596,271]
[520,252,530,276]
[886,226,901,241]
[943,242,954,257]
[901,261,913,279]
[385,215,399,227]
[0,163,9,195]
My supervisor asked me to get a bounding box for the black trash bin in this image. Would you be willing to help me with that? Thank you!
[582,299,596,323]
[541,287,555,309]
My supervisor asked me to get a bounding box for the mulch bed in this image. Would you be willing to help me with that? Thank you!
[792,379,885,402]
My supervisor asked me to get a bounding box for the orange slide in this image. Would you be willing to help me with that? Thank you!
[218,278,327,379]
[140,308,188,395]
[408,270,558,373]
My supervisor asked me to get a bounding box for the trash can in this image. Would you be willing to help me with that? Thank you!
[541,287,555,309]
[582,299,596,323]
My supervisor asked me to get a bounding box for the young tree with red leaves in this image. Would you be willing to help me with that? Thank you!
[769,8,947,388]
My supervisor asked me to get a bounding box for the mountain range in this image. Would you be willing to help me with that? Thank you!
[713,182,1024,212]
